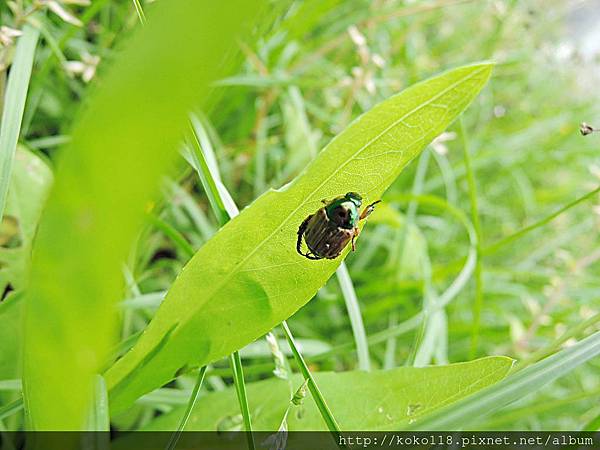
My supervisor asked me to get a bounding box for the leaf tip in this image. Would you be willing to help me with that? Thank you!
[469,60,495,81]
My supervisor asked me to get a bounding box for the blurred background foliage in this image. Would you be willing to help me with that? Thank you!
[1,0,600,431]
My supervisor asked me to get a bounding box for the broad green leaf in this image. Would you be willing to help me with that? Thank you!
[23,0,269,430]
[106,63,493,411]
[411,329,600,430]
[141,357,512,431]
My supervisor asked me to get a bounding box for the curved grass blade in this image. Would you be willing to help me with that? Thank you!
[458,119,484,358]
[165,366,207,450]
[105,63,494,411]
[132,0,147,25]
[186,120,230,226]
[483,185,600,255]
[336,263,370,371]
[148,214,195,259]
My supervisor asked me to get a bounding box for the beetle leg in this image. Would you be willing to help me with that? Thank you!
[351,227,360,251]
[359,200,382,220]
[305,251,322,260]
[296,214,313,257]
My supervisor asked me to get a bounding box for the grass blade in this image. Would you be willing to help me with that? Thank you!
[458,118,484,358]
[0,69,5,113]
[0,25,39,221]
[439,184,600,277]
[94,376,109,431]
[399,150,431,367]
[281,321,343,444]
[147,214,195,259]
[86,375,109,436]
[0,399,23,421]
[229,353,255,450]
[165,366,207,450]
[336,263,370,371]
[484,185,600,255]
[132,0,147,25]
[186,121,230,226]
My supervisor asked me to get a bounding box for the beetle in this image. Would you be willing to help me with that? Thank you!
[296,192,381,260]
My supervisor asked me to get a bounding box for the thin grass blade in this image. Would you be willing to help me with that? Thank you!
[165,366,207,450]
[336,263,370,371]
[0,25,39,221]
[281,321,343,445]
[229,353,255,450]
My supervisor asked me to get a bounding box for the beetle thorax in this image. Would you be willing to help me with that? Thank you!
[325,200,359,229]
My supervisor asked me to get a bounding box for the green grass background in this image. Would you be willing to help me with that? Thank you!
[1,0,600,433]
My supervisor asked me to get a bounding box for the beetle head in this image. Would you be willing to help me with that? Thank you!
[345,192,363,206]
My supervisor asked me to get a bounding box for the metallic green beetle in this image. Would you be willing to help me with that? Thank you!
[296,192,380,260]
